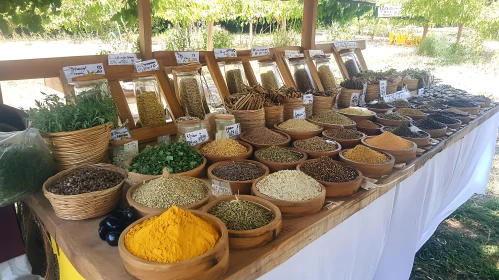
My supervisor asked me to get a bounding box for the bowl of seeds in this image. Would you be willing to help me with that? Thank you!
[339,145,395,179]
[252,170,326,217]
[413,118,448,138]
[239,127,291,149]
[307,110,356,130]
[428,113,462,129]
[207,160,269,195]
[395,108,427,120]
[382,123,431,148]
[293,136,342,159]
[361,132,417,163]
[443,108,471,124]
[201,195,282,250]
[375,112,411,127]
[356,120,382,136]
[297,157,363,197]
[274,119,324,141]
[254,146,308,173]
[197,139,253,164]
[446,100,480,115]
[414,104,439,114]
[366,103,394,114]
[322,128,366,149]
[389,99,410,108]
[337,107,376,123]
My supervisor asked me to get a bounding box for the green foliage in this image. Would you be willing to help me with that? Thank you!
[0,0,61,35]
[317,0,374,26]
[163,25,206,51]
[271,29,300,48]
[417,34,489,65]
[212,28,233,49]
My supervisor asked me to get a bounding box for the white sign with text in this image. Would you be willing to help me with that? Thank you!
[63,63,105,83]
[285,50,301,58]
[214,48,237,59]
[175,52,200,64]
[108,53,138,65]
[110,127,132,141]
[303,94,314,105]
[185,129,209,146]
[135,59,160,73]
[293,107,306,119]
[225,123,241,138]
[251,47,270,57]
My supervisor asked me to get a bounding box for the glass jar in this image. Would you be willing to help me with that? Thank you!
[287,58,315,92]
[258,60,283,90]
[340,51,361,78]
[175,119,202,143]
[215,114,236,140]
[72,78,110,96]
[133,76,169,127]
[314,56,337,91]
[223,61,248,94]
[174,68,209,120]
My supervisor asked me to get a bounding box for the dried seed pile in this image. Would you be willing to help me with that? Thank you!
[293,69,314,92]
[389,100,410,108]
[323,129,363,140]
[212,162,266,181]
[179,77,207,120]
[428,113,460,124]
[136,92,167,127]
[132,177,208,208]
[367,103,392,109]
[201,139,248,157]
[310,111,355,125]
[294,136,338,152]
[260,71,279,90]
[226,69,245,94]
[277,119,320,132]
[257,146,303,162]
[414,118,447,130]
[377,112,408,121]
[49,167,124,195]
[357,120,379,129]
[415,104,437,111]
[256,170,322,201]
[445,108,469,116]
[317,65,336,91]
[446,99,477,108]
[365,132,413,150]
[338,108,374,116]
[208,200,274,231]
[388,124,428,138]
[340,78,364,90]
[343,145,390,164]
[300,156,358,183]
[243,127,288,145]
[396,108,425,116]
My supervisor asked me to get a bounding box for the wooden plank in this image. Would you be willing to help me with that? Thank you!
[108,80,136,130]
[301,0,318,49]
[242,61,258,86]
[205,52,231,99]
[130,123,178,142]
[304,51,324,92]
[138,0,153,60]
[155,69,183,119]
[331,47,350,80]
[274,53,297,88]
[207,21,215,51]
[354,48,368,71]
[0,84,3,105]
[44,78,64,93]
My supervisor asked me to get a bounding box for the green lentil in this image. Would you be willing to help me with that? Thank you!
[256,170,322,201]
[294,136,338,152]
[300,156,358,183]
[310,111,355,125]
[208,200,274,231]
[323,129,363,140]
[256,146,303,162]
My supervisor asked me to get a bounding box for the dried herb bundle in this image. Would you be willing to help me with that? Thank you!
[340,78,364,90]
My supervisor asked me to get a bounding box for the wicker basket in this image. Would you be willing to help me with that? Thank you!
[282,97,304,120]
[230,108,265,132]
[42,122,113,170]
[365,83,397,102]
[43,163,127,220]
[264,105,284,128]
[338,88,362,108]
[402,79,419,91]
[387,82,397,94]
[313,96,335,115]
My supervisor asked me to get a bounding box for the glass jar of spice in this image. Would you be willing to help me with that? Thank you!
[313,55,337,91]
[287,57,315,93]
[175,119,202,143]
[340,51,362,78]
[174,67,209,120]
[133,76,169,127]
[223,61,248,94]
[258,60,283,90]
[215,114,236,140]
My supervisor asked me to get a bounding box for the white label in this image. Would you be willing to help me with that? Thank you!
[175,51,200,64]
[225,123,241,138]
[110,127,131,141]
[293,107,306,119]
[251,47,270,57]
[383,90,412,103]
[214,48,237,59]
[379,80,387,97]
[409,125,423,133]
[334,41,347,49]
[285,50,301,58]
[63,63,105,83]
[211,179,232,197]
[157,134,171,145]
[359,82,367,107]
[325,139,337,145]
[185,129,209,146]
[124,140,139,156]
[378,4,402,18]
[303,94,314,104]
[418,88,425,96]
[308,50,325,57]
[334,41,357,49]
[350,92,360,106]
[346,41,358,48]
[135,59,160,73]
[108,53,138,65]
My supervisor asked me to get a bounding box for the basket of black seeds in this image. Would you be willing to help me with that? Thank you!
[254,146,307,173]
[208,160,269,195]
[413,118,448,138]
[43,164,127,220]
[366,102,394,114]
[445,99,480,115]
[382,123,431,148]
[428,113,462,129]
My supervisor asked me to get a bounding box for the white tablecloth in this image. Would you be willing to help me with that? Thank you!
[260,113,499,280]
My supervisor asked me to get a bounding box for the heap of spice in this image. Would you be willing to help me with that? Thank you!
[309,111,355,125]
[48,167,124,195]
[365,132,414,150]
[357,120,380,129]
[243,127,288,145]
[343,145,390,164]
[445,108,469,116]
[300,157,358,183]
[136,92,167,127]
[446,99,477,108]
[338,108,374,116]
[388,124,428,138]
[260,71,279,90]
[415,104,437,111]
[212,162,266,181]
[256,146,303,162]
[201,139,248,157]
[367,103,392,109]
[414,118,447,129]
[317,65,336,91]
[377,112,408,121]
[124,206,219,263]
[226,69,246,94]
[256,170,322,201]
[323,129,363,140]
[396,108,425,116]
[294,136,338,152]
[389,100,410,108]
[208,200,274,231]
[277,119,320,132]
[428,113,460,124]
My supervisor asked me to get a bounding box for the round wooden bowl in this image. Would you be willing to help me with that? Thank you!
[339,150,395,179]
[366,106,394,114]
[338,110,376,124]
[398,113,426,120]
[126,158,207,184]
[322,130,366,149]
[296,160,363,197]
[455,115,470,124]
[239,129,291,149]
[200,195,282,250]
[444,119,462,129]
[207,160,270,195]
[254,148,308,173]
[356,125,382,136]
[420,125,448,138]
[126,177,212,218]
[380,127,431,148]
[273,123,324,141]
[361,137,417,164]
[118,210,229,280]
[252,178,326,217]
[197,140,253,164]
[451,106,480,115]
[375,116,411,127]
[292,138,342,159]
[307,118,356,130]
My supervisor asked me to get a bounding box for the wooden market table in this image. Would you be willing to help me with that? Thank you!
[25,104,499,280]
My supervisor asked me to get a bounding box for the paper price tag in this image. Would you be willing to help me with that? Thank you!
[135,59,160,73]
[325,139,337,145]
[110,127,131,141]
[303,94,314,104]
[308,50,325,57]
[285,50,301,58]
[108,53,138,65]
[346,41,358,48]
[251,47,270,57]
[175,51,200,64]
[225,123,241,138]
[214,48,237,59]
[185,129,209,146]
[293,107,306,119]
[63,63,105,83]
[211,179,232,197]
[124,140,139,157]
[382,90,411,103]
[359,82,367,107]
[379,80,387,97]
[334,41,347,49]
[157,134,171,145]
[409,125,423,133]
[350,92,360,106]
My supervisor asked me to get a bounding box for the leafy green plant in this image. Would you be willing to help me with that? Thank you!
[212,28,233,49]
[271,29,300,48]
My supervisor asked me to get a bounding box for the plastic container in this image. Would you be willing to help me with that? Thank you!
[288,58,315,92]
[175,119,202,143]
[72,78,110,96]
[258,60,283,90]
[223,61,248,94]
[174,68,209,120]
[313,56,336,91]
[133,76,169,127]
[340,51,361,78]
[215,114,236,140]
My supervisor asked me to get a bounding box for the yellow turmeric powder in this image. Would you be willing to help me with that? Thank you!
[124,206,220,263]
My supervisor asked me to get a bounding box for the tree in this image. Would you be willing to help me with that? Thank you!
[0,0,61,35]
[443,0,487,42]
[317,0,374,26]
[400,0,448,39]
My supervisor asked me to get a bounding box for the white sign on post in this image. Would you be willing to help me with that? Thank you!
[185,129,209,146]
[214,48,237,59]
[108,53,138,65]
[303,94,314,104]
[378,5,402,18]
[251,47,270,57]
[225,123,241,138]
[346,41,358,48]
[293,107,306,119]
[110,127,132,141]
[63,63,105,83]
[334,41,347,49]
[285,50,301,58]
[409,125,423,133]
[135,59,160,73]
[379,80,388,97]
[124,140,139,157]
[175,52,200,64]
[350,92,361,106]
[308,50,325,57]
[418,88,426,96]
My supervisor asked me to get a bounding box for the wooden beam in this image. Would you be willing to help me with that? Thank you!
[304,52,324,92]
[138,0,153,60]
[204,52,231,99]
[301,0,318,49]
[242,61,258,86]
[207,20,215,51]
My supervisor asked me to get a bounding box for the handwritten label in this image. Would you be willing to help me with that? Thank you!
[334,41,357,49]
[308,50,325,57]
[334,41,347,49]
[211,179,232,197]
[379,80,387,97]
[63,63,105,83]
[110,127,131,141]
[175,52,200,64]
[359,82,367,107]
[382,90,412,103]
[157,134,171,145]
[185,129,209,146]
[285,50,301,58]
[135,59,160,73]
[108,53,138,65]
[124,140,139,157]
[303,94,314,105]
[214,48,237,59]
[346,41,358,48]
[350,92,360,106]
[225,123,241,138]
[293,107,306,119]
[251,47,270,57]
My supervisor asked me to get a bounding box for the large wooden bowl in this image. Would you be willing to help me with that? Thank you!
[443,119,462,129]
[356,124,382,136]
[361,137,417,164]
[339,150,395,179]
[296,159,363,197]
[252,178,326,217]
[375,116,411,127]
[322,129,366,149]
[197,140,253,164]
[118,210,229,280]
[126,158,207,184]
[200,195,282,250]
[254,147,308,173]
[380,127,431,148]
[207,160,270,195]
[307,118,356,130]
[292,138,342,159]
[455,115,470,124]
[420,125,448,138]
[338,109,376,124]
[274,123,324,141]
[366,105,394,114]
[451,106,480,115]
[239,129,291,149]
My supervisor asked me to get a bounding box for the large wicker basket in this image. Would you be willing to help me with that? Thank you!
[338,88,362,108]
[313,96,335,115]
[230,108,265,132]
[366,83,397,101]
[43,163,127,220]
[264,105,284,128]
[402,79,419,91]
[282,97,304,120]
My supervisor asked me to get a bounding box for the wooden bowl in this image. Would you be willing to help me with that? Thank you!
[338,109,376,124]
[420,125,448,138]
[339,150,395,179]
[451,106,480,115]
[252,178,326,217]
[200,195,282,250]
[197,140,253,164]
[366,106,394,114]
[444,119,462,129]
[380,127,431,148]
[375,116,411,127]
[420,109,439,114]
[292,138,342,159]
[322,129,366,149]
[455,115,470,124]
[296,159,363,197]
[397,113,426,120]
[126,177,212,218]
[307,118,356,130]
[239,129,291,149]
[254,147,308,173]
[126,158,207,184]
[356,125,382,136]
[207,160,270,195]
[361,137,417,164]
[118,210,229,280]
[274,123,324,141]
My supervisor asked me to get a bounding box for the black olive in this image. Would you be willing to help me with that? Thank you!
[106,231,120,246]
[98,226,108,241]
[103,217,125,232]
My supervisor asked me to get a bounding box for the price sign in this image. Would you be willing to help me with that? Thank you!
[157,134,171,145]
[175,51,200,64]
[135,59,160,73]
[108,53,138,65]
[325,139,337,145]
[185,129,209,146]
[251,47,270,57]
[334,41,347,49]
[293,107,306,119]
[350,92,360,106]
[285,50,301,58]
[303,94,314,104]
[110,127,131,141]
[308,50,325,57]
[124,140,139,157]
[346,41,358,48]
[211,179,232,197]
[382,90,412,103]
[63,63,105,83]
[214,48,237,59]
[379,80,388,97]
[359,82,367,107]
[225,123,241,138]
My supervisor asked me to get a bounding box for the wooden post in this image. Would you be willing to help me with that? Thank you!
[248,21,253,48]
[207,20,215,51]
[138,0,153,60]
[456,23,464,43]
[301,0,318,49]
